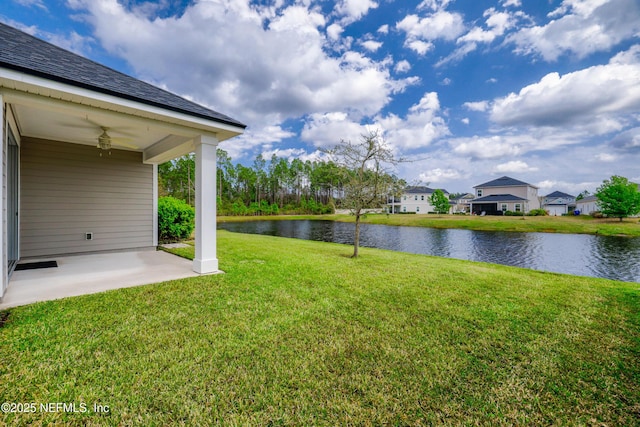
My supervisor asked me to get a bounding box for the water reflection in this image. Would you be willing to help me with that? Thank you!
[218,220,640,282]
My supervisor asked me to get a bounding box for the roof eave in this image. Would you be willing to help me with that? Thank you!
[0,68,245,141]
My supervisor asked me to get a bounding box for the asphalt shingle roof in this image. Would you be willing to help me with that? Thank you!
[577,195,599,203]
[474,176,534,189]
[545,191,574,198]
[0,22,245,129]
[472,194,527,202]
[405,186,449,194]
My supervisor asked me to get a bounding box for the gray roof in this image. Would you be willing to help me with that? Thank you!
[474,176,536,189]
[453,193,475,200]
[472,194,527,203]
[0,22,245,129]
[545,190,574,198]
[577,195,599,203]
[405,186,449,194]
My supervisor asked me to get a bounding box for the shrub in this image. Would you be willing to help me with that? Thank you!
[527,209,548,216]
[504,210,524,216]
[158,196,195,242]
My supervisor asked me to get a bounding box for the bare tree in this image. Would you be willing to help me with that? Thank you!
[327,130,404,257]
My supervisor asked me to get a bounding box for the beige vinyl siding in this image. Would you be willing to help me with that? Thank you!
[481,185,528,199]
[20,137,154,258]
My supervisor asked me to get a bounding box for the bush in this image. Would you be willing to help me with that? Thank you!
[504,210,524,216]
[527,209,548,216]
[158,196,195,242]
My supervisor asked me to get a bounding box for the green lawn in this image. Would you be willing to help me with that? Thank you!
[1,231,639,425]
[219,213,640,236]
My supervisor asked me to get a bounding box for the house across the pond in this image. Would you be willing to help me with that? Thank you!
[542,191,576,216]
[470,176,540,215]
[389,186,450,214]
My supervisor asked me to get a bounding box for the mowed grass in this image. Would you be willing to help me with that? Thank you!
[219,213,640,237]
[1,231,639,425]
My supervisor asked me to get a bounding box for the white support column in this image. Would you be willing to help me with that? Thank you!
[152,164,158,247]
[0,95,5,299]
[193,134,219,274]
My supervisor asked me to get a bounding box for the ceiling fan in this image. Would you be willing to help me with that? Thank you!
[58,117,140,155]
[96,126,138,155]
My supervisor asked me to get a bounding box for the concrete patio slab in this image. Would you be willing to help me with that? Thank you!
[0,250,200,310]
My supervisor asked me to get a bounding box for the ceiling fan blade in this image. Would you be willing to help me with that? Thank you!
[111,139,139,150]
[56,122,95,130]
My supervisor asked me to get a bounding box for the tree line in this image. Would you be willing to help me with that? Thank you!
[158,149,405,216]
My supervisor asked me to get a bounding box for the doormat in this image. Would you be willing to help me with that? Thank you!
[15,260,58,271]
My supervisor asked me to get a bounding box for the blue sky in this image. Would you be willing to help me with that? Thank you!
[2,0,639,194]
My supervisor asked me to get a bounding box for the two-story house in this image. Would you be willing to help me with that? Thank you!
[542,191,576,216]
[390,186,450,214]
[470,176,540,215]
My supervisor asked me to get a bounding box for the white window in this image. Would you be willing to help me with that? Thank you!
[501,204,507,212]
[477,189,483,197]
[421,195,424,201]
[414,195,418,201]
[403,196,407,201]
[416,206,420,212]
[515,203,521,212]
[403,206,406,212]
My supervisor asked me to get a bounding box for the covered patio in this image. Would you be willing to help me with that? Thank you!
[0,249,200,310]
[0,23,245,304]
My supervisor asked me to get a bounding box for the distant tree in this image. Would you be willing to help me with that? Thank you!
[429,189,450,214]
[576,190,591,201]
[327,130,403,258]
[158,154,195,205]
[595,175,640,221]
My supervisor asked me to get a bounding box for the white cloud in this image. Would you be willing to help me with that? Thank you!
[418,0,455,11]
[377,24,389,34]
[376,92,450,150]
[301,92,449,151]
[394,60,411,73]
[490,46,640,133]
[334,0,379,25]
[405,40,434,55]
[508,0,640,61]
[463,101,489,112]
[326,23,344,41]
[492,160,538,173]
[14,0,47,10]
[502,0,521,8]
[301,112,370,148]
[67,0,408,134]
[461,118,470,124]
[419,168,463,183]
[535,179,600,195]
[220,124,296,159]
[397,10,465,55]
[438,7,521,66]
[260,147,330,163]
[360,39,383,52]
[450,135,526,159]
[609,126,640,152]
[595,153,617,162]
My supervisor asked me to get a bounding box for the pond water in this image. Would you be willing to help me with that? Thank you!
[218,220,640,283]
